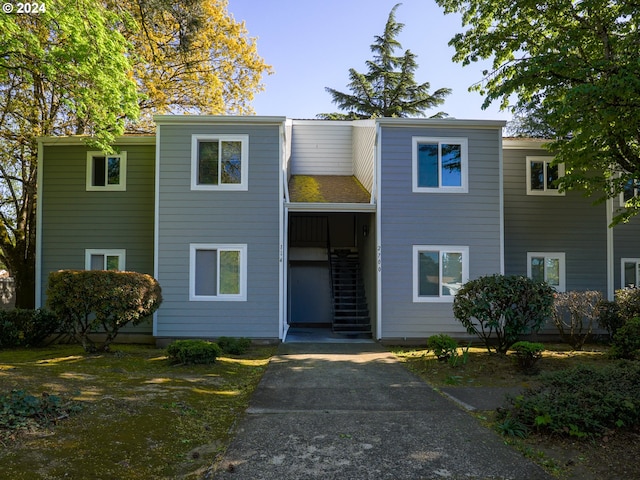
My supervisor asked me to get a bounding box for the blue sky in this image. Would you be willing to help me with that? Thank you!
[227,0,512,122]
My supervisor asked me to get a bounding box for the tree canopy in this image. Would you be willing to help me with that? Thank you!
[436,0,640,224]
[319,3,451,119]
[113,0,271,129]
[0,0,271,307]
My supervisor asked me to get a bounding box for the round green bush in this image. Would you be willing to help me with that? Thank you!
[166,339,221,365]
[453,274,554,354]
[426,334,458,362]
[609,317,640,360]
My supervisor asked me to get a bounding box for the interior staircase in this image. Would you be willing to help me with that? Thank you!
[329,249,371,336]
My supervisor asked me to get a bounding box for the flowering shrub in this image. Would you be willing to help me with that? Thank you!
[552,291,602,350]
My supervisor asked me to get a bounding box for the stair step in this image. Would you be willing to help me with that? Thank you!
[330,248,371,336]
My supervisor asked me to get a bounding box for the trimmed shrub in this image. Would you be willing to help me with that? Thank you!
[46,270,162,352]
[453,274,555,354]
[216,336,252,355]
[616,287,640,323]
[551,291,602,350]
[166,339,221,365]
[597,300,624,340]
[0,309,61,349]
[510,341,544,374]
[498,362,640,437]
[426,334,458,362]
[609,317,640,360]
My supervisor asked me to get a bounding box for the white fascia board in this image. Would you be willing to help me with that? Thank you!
[376,117,507,129]
[153,115,287,126]
[37,135,156,146]
[502,138,550,149]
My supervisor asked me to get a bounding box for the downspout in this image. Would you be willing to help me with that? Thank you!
[279,121,288,341]
[153,125,161,336]
[35,139,44,308]
[375,122,382,340]
[606,198,614,300]
[498,132,505,274]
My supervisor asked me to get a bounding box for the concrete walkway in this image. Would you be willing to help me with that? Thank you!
[213,343,552,480]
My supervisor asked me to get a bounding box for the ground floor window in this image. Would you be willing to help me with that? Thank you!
[413,245,468,302]
[622,258,640,288]
[85,249,125,271]
[189,244,247,301]
[527,252,565,292]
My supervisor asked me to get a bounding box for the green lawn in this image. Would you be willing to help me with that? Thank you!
[0,343,275,479]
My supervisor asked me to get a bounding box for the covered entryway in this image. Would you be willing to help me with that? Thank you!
[287,209,376,339]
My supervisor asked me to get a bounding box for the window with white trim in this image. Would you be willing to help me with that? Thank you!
[412,137,468,193]
[86,151,127,191]
[526,157,564,195]
[190,244,247,301]
[621,178,639,206]
[622,258,640,288]
[413,245,469,302]
[85,249,126,271]
[191,135,248,190]
[527,252,566,292]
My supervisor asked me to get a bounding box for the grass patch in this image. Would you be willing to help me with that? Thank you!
[0,343,275,479]
[392,344,609,388]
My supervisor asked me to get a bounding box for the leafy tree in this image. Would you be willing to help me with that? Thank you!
[436,0,640,224]
[0,0,271,307]
[0,1,140,307]
[319,3,451,119]
[112,0,272,129]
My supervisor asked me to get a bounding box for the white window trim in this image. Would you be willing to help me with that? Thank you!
[189,243,247,301]
[412,137,468,193]
[526,156,565,196]
[619,178,639,207]
[85,249,126,270]
[527,252,566,292]
[86,151,127,191]
[190,134,249,191]
[621,258,640,288]
[413,245,469,303]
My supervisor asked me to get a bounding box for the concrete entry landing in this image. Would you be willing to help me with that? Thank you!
[213,342,552,479]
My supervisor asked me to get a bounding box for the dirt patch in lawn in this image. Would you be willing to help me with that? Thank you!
[393,344,640,480]
[0,344,276,479]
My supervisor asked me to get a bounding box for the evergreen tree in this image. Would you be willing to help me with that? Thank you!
[319,4,451,120]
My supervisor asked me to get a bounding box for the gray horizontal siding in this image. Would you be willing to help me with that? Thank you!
[40,143,155,333]
[613,216,640,290]
[503,148,608,293]
[379,126,503,338]
[156,122,281,339]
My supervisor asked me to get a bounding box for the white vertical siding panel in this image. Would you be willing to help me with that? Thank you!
[353,122,375,193]
[290,121,353,175]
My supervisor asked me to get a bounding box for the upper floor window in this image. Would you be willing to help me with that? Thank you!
[85,249,125,271]
[191,135,248,191]
[189,244,247,301]
[527,252,565,292]
[412,137,468,193]
[413,245,469,302]
[526,156,564,196]
[622,258,640,288]
[621,178,639,205]
[86,151,127,191]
